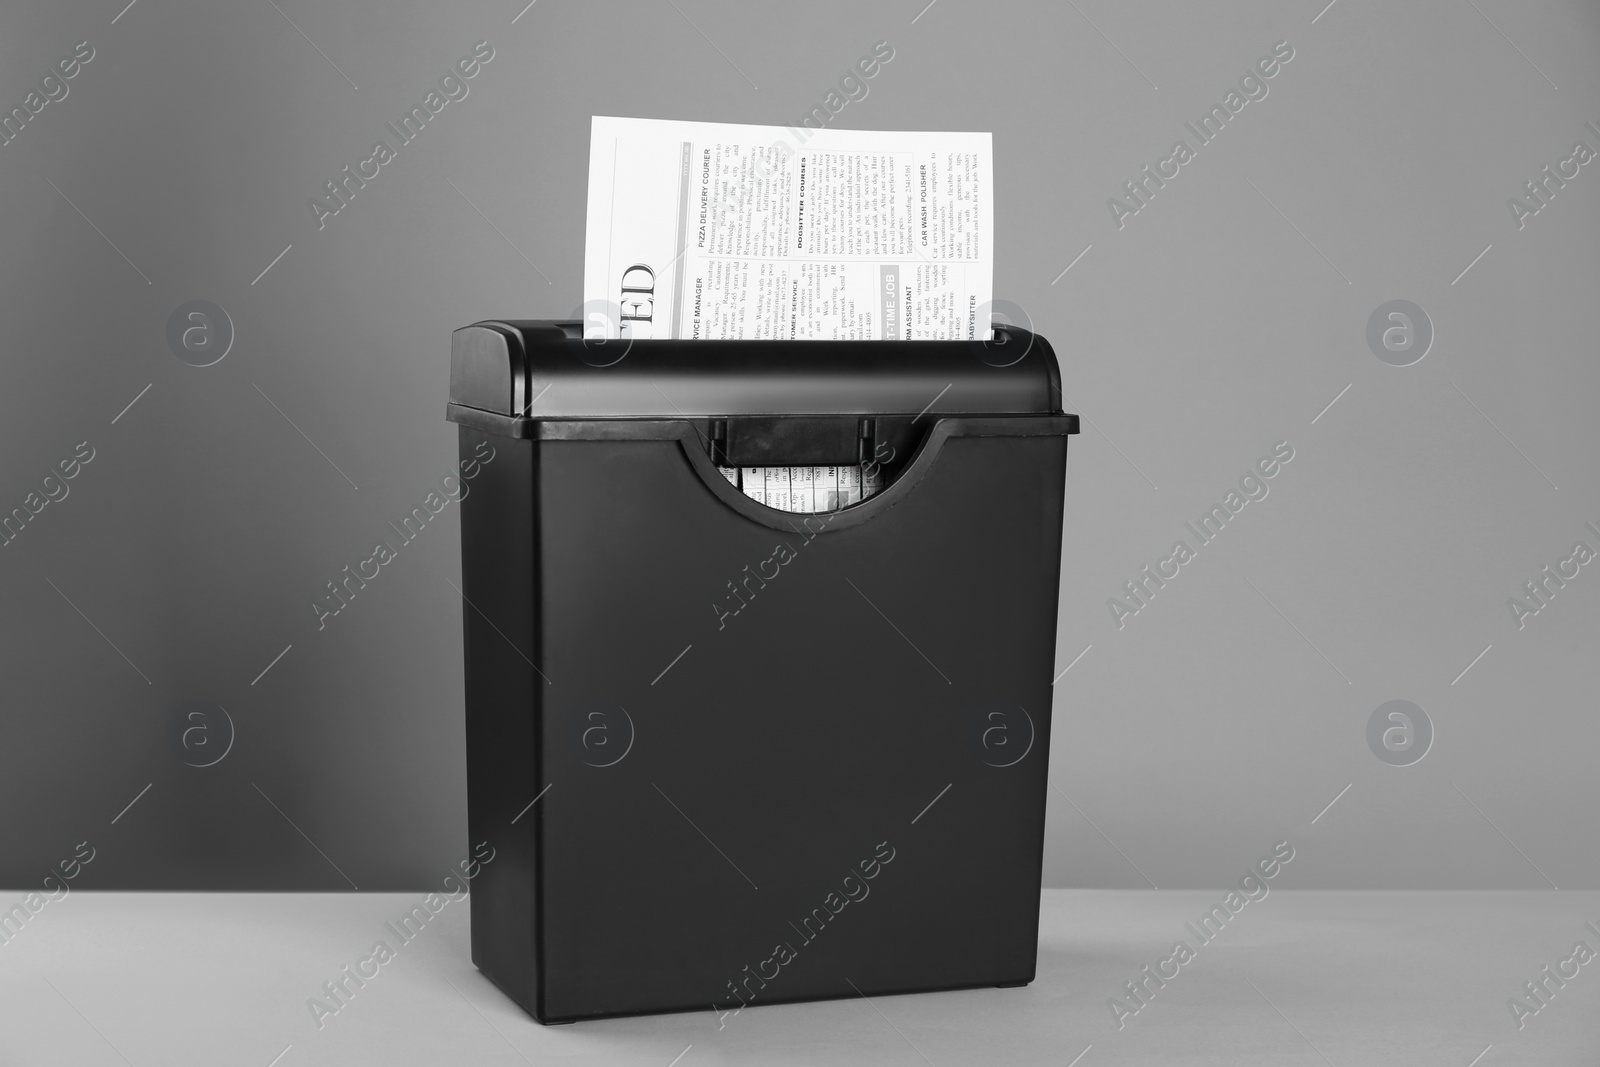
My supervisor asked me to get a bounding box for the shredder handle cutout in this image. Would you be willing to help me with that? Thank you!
[679,415,1076,533]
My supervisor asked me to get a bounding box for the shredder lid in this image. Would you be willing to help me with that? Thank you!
[448,319,1063,419]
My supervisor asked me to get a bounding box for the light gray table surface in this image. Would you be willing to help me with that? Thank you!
[1,889,1595,1066]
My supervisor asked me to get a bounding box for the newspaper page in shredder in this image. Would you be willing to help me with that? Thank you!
[583,116,993,342]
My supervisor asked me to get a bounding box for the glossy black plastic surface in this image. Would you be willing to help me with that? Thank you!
[452,323,1076,1023]
[449,319,1062,419]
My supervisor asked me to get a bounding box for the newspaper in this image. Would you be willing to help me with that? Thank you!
[583,116,991,512]
[720,465,873,513]
[583,116,992,342]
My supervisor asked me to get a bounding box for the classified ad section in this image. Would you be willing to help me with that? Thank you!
[584,116,992,341]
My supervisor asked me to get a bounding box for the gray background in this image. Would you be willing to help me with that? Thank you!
[2,0,1596,893]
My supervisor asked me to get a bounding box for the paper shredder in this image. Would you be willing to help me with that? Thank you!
[446,319,1077,1023]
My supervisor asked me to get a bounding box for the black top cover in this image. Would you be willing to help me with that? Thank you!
[447,319,1063,421]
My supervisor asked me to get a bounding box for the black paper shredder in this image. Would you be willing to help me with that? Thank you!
[446,319,1078,1023]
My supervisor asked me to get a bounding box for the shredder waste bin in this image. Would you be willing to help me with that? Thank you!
[446,319,1078,1023]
